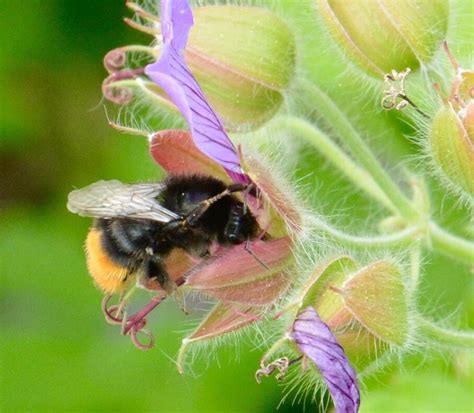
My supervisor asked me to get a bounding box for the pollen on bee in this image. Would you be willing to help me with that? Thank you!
[85,228,131,294]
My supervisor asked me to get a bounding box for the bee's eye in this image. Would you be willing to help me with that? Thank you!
[177,190,207,210]
[177,191,190,209]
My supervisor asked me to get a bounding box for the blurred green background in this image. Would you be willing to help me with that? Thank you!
[1,1,472,412]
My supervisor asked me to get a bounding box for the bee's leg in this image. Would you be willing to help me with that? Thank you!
[185,183,251,227]
[222,201,259,243]
[144,256,175,293]
[161,183,251,232]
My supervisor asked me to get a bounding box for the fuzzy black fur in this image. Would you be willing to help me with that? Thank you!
[95,174,259,290]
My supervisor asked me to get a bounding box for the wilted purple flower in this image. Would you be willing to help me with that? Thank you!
[145,0,249,183]
[291,306,360,413]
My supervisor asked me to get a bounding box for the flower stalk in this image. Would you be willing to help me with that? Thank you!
[417,316,474,349]
[297,80,418,221]
[429,222,474,264]
[312,218,420,249]
[272,116,393,210]
[285,81,474,265]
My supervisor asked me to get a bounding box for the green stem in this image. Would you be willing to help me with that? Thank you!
[273,116,394,211]
[429,222,474,265]
[277,112,474,265]
[417,316,474,348]
[409,243,422,292]
[301,80,418,222]
[312,218,419,248]
[260,336,292,364]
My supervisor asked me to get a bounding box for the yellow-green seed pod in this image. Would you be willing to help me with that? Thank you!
[186,6,296,130]
[341,260,409,346]
[317,0,449,78]
[298,256,410,370]
[429,104,474,198]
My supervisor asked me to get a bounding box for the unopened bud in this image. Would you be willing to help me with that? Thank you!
[428,43,474,199]
[341,260,409,346]
[297,256,410,369]
[429,104,474,198]
[317,0,448,78]
[186,6,296,129]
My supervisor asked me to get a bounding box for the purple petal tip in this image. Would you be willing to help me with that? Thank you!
[144,0,247,182]
[290,306,360,413]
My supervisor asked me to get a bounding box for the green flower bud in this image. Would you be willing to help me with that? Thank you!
[317,0,448,78]
[340,260,409,346]
[465,102,474,141]
[427,44,474,200]
[186,6,296,130]
[104,4,296,131]
[429,103,474,198]
[297,256,410,370]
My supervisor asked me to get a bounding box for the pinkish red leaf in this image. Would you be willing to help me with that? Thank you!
[150,130,230,181]
[187,302,260,342]
[245,155,302,236]
[185,237,292,305]
[177,301,260,372]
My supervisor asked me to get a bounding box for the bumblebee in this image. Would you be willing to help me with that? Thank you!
[67,175,259,294]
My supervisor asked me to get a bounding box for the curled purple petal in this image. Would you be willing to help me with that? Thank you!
[290,306,360,413]
[144,0,249,183]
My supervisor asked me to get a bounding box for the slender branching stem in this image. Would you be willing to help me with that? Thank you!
[280,84,474,266]
[409,243,422,293]
[301,80,419,222]
[312,218,420,248]
[417,316,474,348]
[260,336,292,365]
[273,116,394,211]
[429,222,474,265]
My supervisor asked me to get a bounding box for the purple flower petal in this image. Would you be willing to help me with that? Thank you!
[145,0,249,183]
[290,306,360,413]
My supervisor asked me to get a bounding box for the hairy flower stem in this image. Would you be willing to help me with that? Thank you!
[429,223,474,265]
[260,336,292,365]
[273,116,393,210]
[417,316,474,348]
[280,86,474,265]
[300,80,419,222]
[312,218,419,248]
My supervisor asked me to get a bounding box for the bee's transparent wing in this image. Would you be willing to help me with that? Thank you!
[67,180,179,222]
